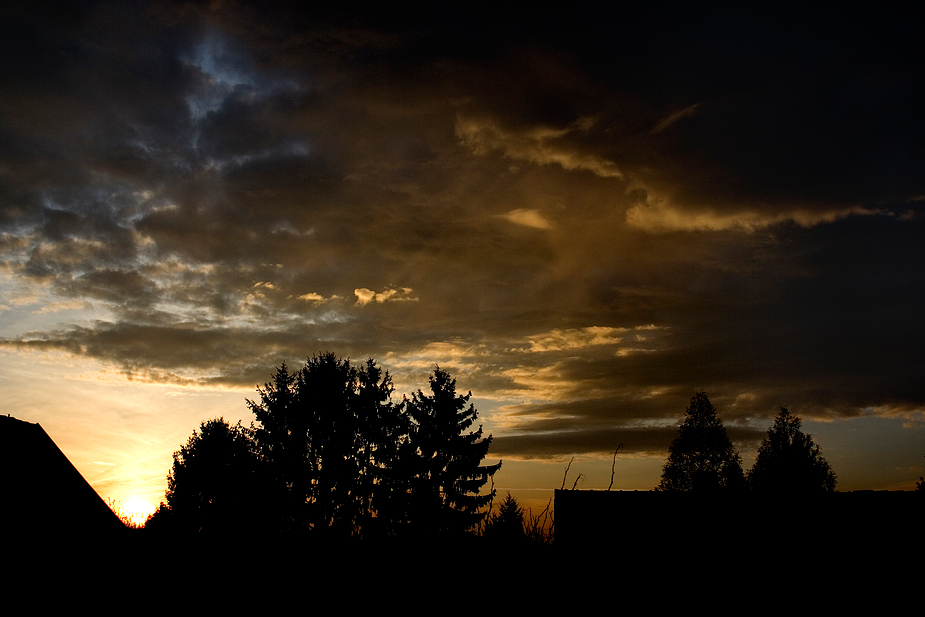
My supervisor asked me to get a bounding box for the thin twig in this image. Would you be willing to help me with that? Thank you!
[607,443,624,491]
[560,456,574,490]
[525,498,554,544]
[487,475,496,516]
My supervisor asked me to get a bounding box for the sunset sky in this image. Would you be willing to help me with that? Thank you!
[2,2,923,522]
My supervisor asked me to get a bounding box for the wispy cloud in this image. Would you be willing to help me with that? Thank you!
[625,191,882,232]
[297,292,340,304]
[502,209,554,230]
[354,287,418,306]
[650,103,702,134]
[33,300,91,314]
[521,327,626,352]
[456,115,623,179]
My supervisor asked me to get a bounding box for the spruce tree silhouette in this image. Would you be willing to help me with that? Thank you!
[656,393,744,492]
[918,455,925,492]
[298,353,360,535]
[747,408,836,493]
[164,355,500,541]
[248,362,305,532]
[405,367,501,536]
[354,358,411,537]
[484,492,525,543]
[247,354,401,536]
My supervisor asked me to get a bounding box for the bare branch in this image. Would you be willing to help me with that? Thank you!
[525,498,555,544]
[560,456,574,490]
[608,443,624,491]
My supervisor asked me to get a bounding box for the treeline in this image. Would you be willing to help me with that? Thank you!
[148,353,501,539]
[149,361,839,541]
[656,392,837,493]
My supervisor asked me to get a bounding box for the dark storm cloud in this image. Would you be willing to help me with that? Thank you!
[490,427,681,459]
[440,5,925,231]
[490,424,765,460]
[1,2,923,463]
[6,321,305,386]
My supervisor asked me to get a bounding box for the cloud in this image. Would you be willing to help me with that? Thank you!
[354,287,418,306]
[625,194,884,232]
[522,327,626,353]
[297,292,340,304]
[502,209,554,230]
[0,4,923,484]
[10,295,40,307]
[650,103,702,134]
[456,115,623,179]
[33,300,91,314]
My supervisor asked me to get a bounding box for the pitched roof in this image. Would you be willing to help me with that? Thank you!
[1,415,125,535]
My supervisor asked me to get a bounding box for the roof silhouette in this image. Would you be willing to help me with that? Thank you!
[1,415,124,535]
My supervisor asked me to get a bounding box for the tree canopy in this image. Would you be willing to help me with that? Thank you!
[917,475,924,492]
[656,393,745,492]
[245,354,419,536]
[404,367,501,535]
[162,354,500,538]
[747,408,836,493]
[163,418,270,535]
[484,493,526,542]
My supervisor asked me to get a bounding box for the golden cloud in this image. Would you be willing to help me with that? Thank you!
[456,115,623,179]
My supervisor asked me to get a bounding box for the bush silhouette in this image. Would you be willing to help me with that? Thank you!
[164,418,271,535]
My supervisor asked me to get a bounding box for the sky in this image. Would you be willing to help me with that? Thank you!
[2,2,923,522]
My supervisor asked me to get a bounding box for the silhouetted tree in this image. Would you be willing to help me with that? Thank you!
[748,408,836,493]
[297,353,361,535]
[405,367,501,535]
[917,455,925,492]
[143,501,172,532]
[248,362,305,532]
[164,418,267,535]
[484,493,525,542]
[354,358,411,537]
[166,356,500,539]
[247,354,405,537]
[656,393,745,492]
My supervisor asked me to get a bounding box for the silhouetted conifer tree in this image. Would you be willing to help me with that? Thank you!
[656,393,744,492]
[484,493,525,542]
[354,358,410,537]
[167,356,500,539]
[405,367,501,535]
[297,354,361,534]
[247,354,404,536]
[747,408,836,493]
[248,362,308,532]
[917,456,924,492]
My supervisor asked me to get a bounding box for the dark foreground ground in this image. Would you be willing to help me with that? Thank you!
[6,491,920,606]
[9,514,917,598]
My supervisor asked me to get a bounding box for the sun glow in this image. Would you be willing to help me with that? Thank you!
[121,498,155,527]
